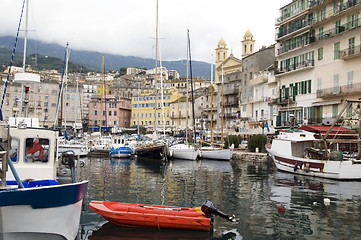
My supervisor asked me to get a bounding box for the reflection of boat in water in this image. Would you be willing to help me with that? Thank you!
[200,160,232,172]
[168,159,200,172]
[272,171,361,201]
[88,222,211,240]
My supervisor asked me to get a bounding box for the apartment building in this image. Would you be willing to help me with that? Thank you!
[275,0,361,127]
[88,94,131,131]
[130,88,182,133]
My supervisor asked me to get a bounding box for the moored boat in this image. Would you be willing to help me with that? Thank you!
[0,122,88,240]
[266,100,361,180]
[199,147,233,161]
[89,200,236,231]
[266,128,361,180]
[135,143,166,162]
[168,143,198,160]
[110,135,132,158]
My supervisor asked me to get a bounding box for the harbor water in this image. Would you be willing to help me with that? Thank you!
[77,156,361,239]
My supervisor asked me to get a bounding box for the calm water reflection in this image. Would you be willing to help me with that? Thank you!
[77,157,361,239]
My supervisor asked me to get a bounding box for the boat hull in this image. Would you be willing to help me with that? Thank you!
[110,147,132,158]
[266,145,361,180]
[135,145,165,162]
[169,144,198,160]
[199,148,233,161]
[0,181,88,240]
[89,201,212,231]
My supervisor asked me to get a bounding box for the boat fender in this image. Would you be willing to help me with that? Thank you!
[169,150,173,157]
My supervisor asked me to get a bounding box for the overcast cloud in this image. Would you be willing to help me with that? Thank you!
[0,0,290,63]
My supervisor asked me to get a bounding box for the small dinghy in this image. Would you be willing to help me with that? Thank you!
[89,200,236,231]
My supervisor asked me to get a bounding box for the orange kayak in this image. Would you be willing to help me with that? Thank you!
[89,201,213,231]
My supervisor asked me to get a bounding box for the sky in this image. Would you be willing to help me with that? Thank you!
[0,0,291,64]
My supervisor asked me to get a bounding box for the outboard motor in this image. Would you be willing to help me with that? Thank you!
[201,200,236,222]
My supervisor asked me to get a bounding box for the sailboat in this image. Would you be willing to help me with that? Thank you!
[0,1,88,239]
[134,0,166,162]
[55,43,89,158]
[88,55,112,156]
[168,29,198,161]
[199,64,233,160]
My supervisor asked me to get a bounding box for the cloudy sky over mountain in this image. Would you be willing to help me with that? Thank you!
[0,0,290,63]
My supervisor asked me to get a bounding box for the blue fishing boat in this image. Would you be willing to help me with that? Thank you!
[110,135,133,158]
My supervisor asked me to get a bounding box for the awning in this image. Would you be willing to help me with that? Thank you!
[312,100,341,107]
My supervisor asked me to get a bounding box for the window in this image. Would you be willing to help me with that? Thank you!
[109,111,111,116]
[332,104,338,118]
[114,111,117,116]
[347,71,353,87]
[348,37,355,55]
[318,47,323,60]
[335,19,342,34]
[318,27,324,40]
[334,42,340,59]
[333,74,339,94]
[94,110,98,116]
[317,77,322,91]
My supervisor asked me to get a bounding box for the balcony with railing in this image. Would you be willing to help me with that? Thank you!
[224,98,238,107]
[277,60,315,75]
[340,44,361,59]
[277,3,361,55]
[316,82,361,98]
[223,85,239,96]
[277,19,314,40]
[277,0,361,25]
[277,36,316,55]
[275,1,310,25]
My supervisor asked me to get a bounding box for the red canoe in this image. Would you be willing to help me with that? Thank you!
[89,201,213,231]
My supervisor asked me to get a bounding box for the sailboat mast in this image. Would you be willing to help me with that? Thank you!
[104,59,107,132]
[160,60,166,138]
[22,0,29,72]
[185,33,189,145]
[64,44,70,135]
[19,0,29,117]
[221,64,224,149]
[210,58,213,145]
[187,29,196,144]
[100,55,104,135]
[153,0,159,135]
[137,83,140,138]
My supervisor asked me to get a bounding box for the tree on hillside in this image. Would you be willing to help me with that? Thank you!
[119,67,127,76]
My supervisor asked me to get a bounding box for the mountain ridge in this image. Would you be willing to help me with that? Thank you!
[0,36,213,78]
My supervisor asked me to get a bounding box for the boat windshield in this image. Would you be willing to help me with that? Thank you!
[25,138,50,163]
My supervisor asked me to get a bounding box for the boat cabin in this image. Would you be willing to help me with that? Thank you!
[0,124,58,181]
[272,130,321,158]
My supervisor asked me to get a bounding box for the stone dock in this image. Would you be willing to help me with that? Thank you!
[232,150,269,162]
